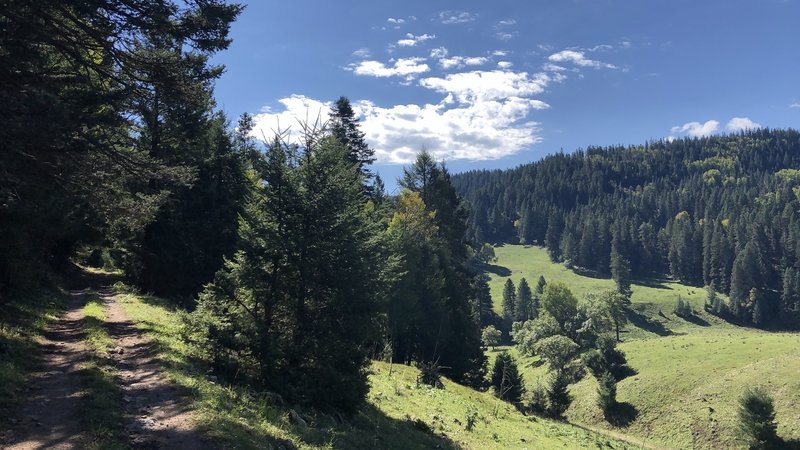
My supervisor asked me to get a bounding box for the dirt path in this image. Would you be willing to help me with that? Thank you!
[101,290,213,449]
[2,290,90,450]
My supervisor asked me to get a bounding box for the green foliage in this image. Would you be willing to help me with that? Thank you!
[533,335,579,372]
[547,369,573,419]
[481,325,502,349]
[330,96,375,182]
[674,296,694,317]
[512,315,561,356]
[502,279,517,322]
[738,388,779,449]
[596,371,617,418]
[490,352,525,403]
[541,282,579,333]
[390,150,487,387]
[477,243,498,264]
[193,136,382,412]
[582,336,633,382]
[0,0,241,293]
[515,277,534,322]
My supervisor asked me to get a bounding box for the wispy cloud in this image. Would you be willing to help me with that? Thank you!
[548,50,617,69]
[495,32,517,41]
[439,10,476,24]
[397,33,435,47]
[497,61,513,70]
[348,57,430,80]
[790,102,800,108]
[497,19,516,27]
[352,48,371,59]
[387,17,405,24]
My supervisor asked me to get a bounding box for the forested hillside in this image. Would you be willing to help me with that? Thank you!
[452,130,800,327]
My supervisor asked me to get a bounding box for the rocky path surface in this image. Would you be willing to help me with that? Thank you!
[2,290,89,450]
[102,290,212,449]
[2,279,214,449]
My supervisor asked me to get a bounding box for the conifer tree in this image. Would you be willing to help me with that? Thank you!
[491,352,525,403]
[502,279,517,322]
[547,370,573,419]
[610,237,633,299]
[194,135,382,412]
[545,212,563,261]
[516,278,534,322]
[330,96,374,180]
[738,388,779,449]
[536,275,547,295]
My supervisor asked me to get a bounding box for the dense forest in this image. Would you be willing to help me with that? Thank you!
[452,130,800,328]
[0,0,487,413]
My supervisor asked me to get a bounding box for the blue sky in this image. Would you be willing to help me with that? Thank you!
[211,0,800,191]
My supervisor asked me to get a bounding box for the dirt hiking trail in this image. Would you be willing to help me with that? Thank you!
[2,273,214,449]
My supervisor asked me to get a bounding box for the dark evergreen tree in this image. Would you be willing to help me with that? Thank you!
[516,278,534,322]
[610,235,633,299]
[597,371,617,418]
[502,279,517,322]
[193,135,382,412]
[738,388,779,449]
[491,352,525,403]
[547,370,573,419]
[329,96,374,180]
[391,151,487,387]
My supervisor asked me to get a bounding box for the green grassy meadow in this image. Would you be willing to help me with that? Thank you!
[485,245,800,449]
[117,287,634,449]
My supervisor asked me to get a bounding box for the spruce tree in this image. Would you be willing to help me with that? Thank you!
[547,369,573,419]
[502,279,517,322]
[597,371,617,418]
[611,237,633,299]
[491,352,525,403]
[194,135,382,412]
[329,96,374,180]
[738,388,779,449]
[516,278,534,322]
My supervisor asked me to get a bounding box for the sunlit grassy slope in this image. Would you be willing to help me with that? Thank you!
[119,288,634,449]
[486,245,800,449]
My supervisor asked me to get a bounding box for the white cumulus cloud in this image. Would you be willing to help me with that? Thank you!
[726,117,761,131]
[548,50,617,69]
[670,120,721,138]
[420,70,551,103]
[250,95,332,144]
[497,61,513,69]
[438,55,489,70]
[397,33,435,47]
[349,57,430,80]
[387,17,405,24]
[251,69,553,164]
